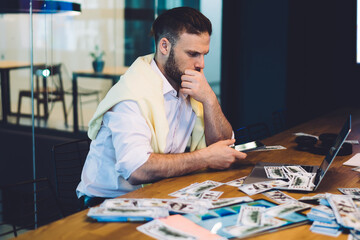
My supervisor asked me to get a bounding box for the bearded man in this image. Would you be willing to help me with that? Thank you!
[77,7,247,207]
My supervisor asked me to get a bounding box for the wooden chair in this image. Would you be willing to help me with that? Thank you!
[60,64,101,130]
[16,64,68,127]
[64,86,100,130]
[0,178,63,238]
[51,138,91,216]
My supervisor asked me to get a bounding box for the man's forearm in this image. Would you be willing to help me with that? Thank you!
[128,151,207,185]
[203,93,233,145]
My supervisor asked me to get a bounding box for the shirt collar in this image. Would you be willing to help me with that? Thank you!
[151,59,176,96]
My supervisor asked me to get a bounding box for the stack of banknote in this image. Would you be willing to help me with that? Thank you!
[304,190,360,237]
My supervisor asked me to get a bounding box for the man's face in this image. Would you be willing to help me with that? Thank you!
[164,32,210,86]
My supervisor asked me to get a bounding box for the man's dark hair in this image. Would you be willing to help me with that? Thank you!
[151,6,212,47]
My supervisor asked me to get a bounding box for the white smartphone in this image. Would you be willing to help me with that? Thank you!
[233,141,265,152]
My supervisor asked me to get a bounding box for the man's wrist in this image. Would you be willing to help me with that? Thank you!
[192,148,210,169]
[201,91,218,108]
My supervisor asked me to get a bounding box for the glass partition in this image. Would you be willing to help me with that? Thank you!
[0,0,222,133]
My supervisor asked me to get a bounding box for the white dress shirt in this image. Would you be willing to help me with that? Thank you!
[76,60,196,198]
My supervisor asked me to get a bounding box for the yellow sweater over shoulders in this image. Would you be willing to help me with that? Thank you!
[87,54,206,153]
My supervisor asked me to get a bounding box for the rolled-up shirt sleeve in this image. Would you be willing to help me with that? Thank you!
[103,100,153,180]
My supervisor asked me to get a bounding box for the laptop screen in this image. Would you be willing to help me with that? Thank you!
[315,115,351,189]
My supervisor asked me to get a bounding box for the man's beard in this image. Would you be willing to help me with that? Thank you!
[164,48,183,86]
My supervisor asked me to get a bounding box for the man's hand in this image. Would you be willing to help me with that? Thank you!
[200,139,247,170]
[180,69,216,104]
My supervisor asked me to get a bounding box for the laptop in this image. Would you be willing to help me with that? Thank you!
[243,115,351,192]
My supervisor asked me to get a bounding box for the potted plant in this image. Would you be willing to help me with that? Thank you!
[90,45,105,73]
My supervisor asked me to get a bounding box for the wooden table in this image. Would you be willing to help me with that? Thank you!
[72,66,128,133]
[0,61,43,124]
[16,108,360,239]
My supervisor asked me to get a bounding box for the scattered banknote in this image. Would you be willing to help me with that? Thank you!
[87,206,169,222]
[287,173,315,191]
[183,180,223,194]
[307,210,335,224]
[199,190,223,200]
[169,180,223,199]
[310,220,342,237]
[349,229,360,240]
[326,193,360,230]
[252,145,287,151]
[237,206,265,226]
[265,201,312,217]
[210,196,253,209]
[240,164,317,193]
[283,165,308,175]
[299,193,327,203]
[238,180,289,196]
[223,217,286,238]
[307,205,336,224]
[262,190,296,204]
[137,219,198,240]
[338,188,360,196]
[313,220,340,229]
[168,182,201,199]
[168,192,201,199]
[353,198,360,209]
[166,199,209,215]
[319,198,331,207]
[87,174,360,240]
[139,199,172,208]
[225,176,247,187]
[101,198,209,215]
[264,166,286,179]
[311,204,335,217]
[102,198,168,208]
[284,165,308,177]
[260,165,316,191]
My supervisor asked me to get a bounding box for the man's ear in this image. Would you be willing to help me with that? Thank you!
[158,38,171,56]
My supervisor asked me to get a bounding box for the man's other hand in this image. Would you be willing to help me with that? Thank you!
[200,139,247,170]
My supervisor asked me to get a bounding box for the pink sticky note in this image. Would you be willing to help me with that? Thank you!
[159,215,224,240]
